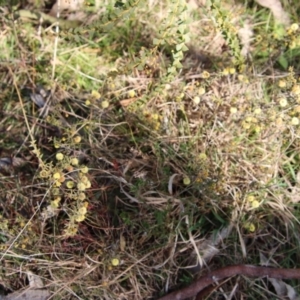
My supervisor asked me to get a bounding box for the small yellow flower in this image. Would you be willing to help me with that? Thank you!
[229,67,236,74]
[101,100,109,109]
[165,84,172,90]
[54,181,61,187]
[278,80,286,88]
[246,195,255,202]
[289,23,299,32]
[152,114,159,121]
[52,188,60,195]
[253,125,261,133]
[202,71,210,79]
[85,180,91,189]
[278,97,288,107]
[254,108,261,115]
[39,170,49,178]
[75,214,86,222]
[198,153,207,161]
[66,181,75,189]
[291,117,299,125]
[71,158,79,166]
[193,96,201,105]
[50,199,60,208]
[128,90,135,98]
[81,166,89,174]
[56,153,64,161]
[77,182,86,191]
[237,74,248,83]
[91,90,101,99]
[85,99,91,106]
[222,68,229,76]
[230,107,237,114]
[73,136,81,144]
[251,200,260,209]
[80,175,89,184]
[245,116,253,123]
[242,121,251,129]
[78,192,86,200]
[244,222,256,232]
[78,207,87,215]
[248,223,256,232]
[198,87,206,95]
[111,258,120,266]
[53,172,61,180]
[183,177,191,185]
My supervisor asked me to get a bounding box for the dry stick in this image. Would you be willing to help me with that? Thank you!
[157,264,300,300]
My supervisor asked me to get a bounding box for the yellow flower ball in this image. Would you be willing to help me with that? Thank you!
[80,175,89,184]
[71,158,79,166]
[183,177,191,185]
[230,107,237,114]
[128,90,135,98]
[222,68,229,75]
[278,80,286,88]
[39,170,49,178]
[291,117,299,125]
[52,188,60,195]
[229,67,236,74]
[66,181,75,189]
[202,71,210,79]
[78,207,87,215]
[193,96,200,105]
[101,100,109,109]
[251,200,260,209]
[279,97,288,107]
[246,195,255,202]
[111,258,120,267]
[290,23,299,32]
[198,87,206,95]
[81,166,89,174]
[77,182,86,191]
[75,214,86,222]
[78,192,86,200]
[51,199,60,208]
[53,172,61,180]
[73,136,81,144]
[248,223,256,232]
[91,90,101,98]
[56,153,64,161]
[84,180,91,189]
[254,108,261,115]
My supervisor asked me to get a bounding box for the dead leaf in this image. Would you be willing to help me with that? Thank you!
[4,289,50,300]
[27,271,44,289]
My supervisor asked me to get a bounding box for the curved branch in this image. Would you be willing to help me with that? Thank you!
[157,264,300,300]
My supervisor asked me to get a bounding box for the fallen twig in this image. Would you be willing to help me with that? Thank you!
[157,264,300,300]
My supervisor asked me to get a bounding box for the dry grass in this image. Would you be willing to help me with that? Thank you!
[0,0,300,299]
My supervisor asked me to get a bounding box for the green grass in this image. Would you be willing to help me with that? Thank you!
[0,0,300,299]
